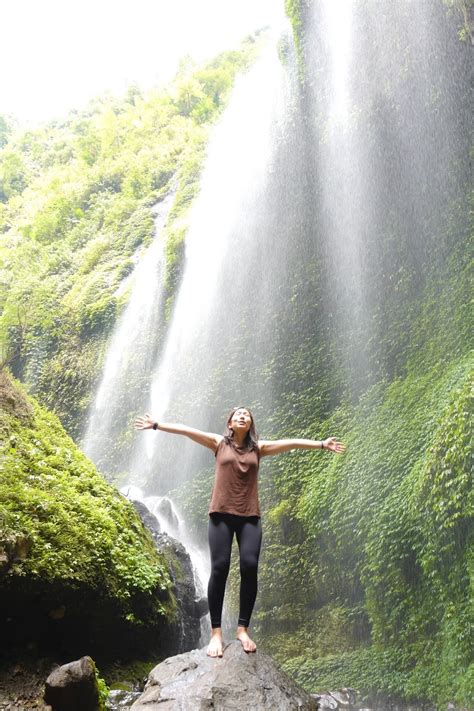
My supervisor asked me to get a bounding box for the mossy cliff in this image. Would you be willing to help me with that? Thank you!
[0,370,177,661]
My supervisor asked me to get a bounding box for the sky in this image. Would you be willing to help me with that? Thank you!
[1,0,284,126]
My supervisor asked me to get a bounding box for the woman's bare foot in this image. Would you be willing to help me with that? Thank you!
[207,628,224,657]
[236,626,256,653]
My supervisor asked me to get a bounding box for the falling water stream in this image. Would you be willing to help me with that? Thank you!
[83,190,176,470]
[129,31,292,484]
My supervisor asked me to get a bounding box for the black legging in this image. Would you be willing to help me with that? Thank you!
[207,512,262,628]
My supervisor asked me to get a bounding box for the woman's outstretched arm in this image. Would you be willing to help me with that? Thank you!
[135,413,222,453]
[258,437,345,458]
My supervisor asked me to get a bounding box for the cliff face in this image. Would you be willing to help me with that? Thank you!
[0,370,182,662]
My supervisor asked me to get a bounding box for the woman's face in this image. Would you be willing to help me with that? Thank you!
[229,408,252,435]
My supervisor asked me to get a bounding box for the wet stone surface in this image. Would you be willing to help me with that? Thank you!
[130,641,318,710]
[106,689,142,710]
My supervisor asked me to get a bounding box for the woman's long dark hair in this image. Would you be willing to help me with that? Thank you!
[223,406,258,452]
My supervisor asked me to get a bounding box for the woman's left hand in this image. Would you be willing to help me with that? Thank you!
[134,413,155,430]
[323,437,346,454]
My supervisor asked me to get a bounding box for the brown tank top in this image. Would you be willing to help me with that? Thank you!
[208,439,261,517]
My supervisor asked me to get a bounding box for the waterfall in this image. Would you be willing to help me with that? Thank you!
[83,190,175,471]
[313,0,370,383]
[128,28,293,489]
[295,0,467,393]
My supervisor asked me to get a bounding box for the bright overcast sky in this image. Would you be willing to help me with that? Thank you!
[1,0,285,126]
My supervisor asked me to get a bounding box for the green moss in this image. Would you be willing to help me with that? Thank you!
[92,660,110,711]
[101,658,156,689]
[0,371,176,653]
[256,358,472,707]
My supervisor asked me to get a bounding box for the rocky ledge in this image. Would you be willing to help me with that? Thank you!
[130,641,318,710]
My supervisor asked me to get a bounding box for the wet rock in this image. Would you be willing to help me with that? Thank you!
[12,536,30,560]
[331,689,357,706]
[131,500,205,653]
[0,550,9,574]
[154,531,205,652]
[44,656,100,711]
[312,689,357,708]
[311,689,437,711]
[131,500,161,536]
[107,689,142,710]
[130,640,318,710]
[195,596,209,618]
[313,692,339,709]
[154,498,180,530]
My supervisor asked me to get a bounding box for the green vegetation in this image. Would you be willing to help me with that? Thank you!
[250,3,473,706]
[94,661,110,711]
[256,359,472,707]
[0,370,175,655]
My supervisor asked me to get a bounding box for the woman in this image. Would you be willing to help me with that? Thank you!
[135,406,345,657]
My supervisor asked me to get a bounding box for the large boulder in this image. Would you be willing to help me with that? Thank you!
[44,656,100,710]
[130,641,318,710]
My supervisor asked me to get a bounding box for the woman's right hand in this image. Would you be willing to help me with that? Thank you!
[134,413,156,430]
